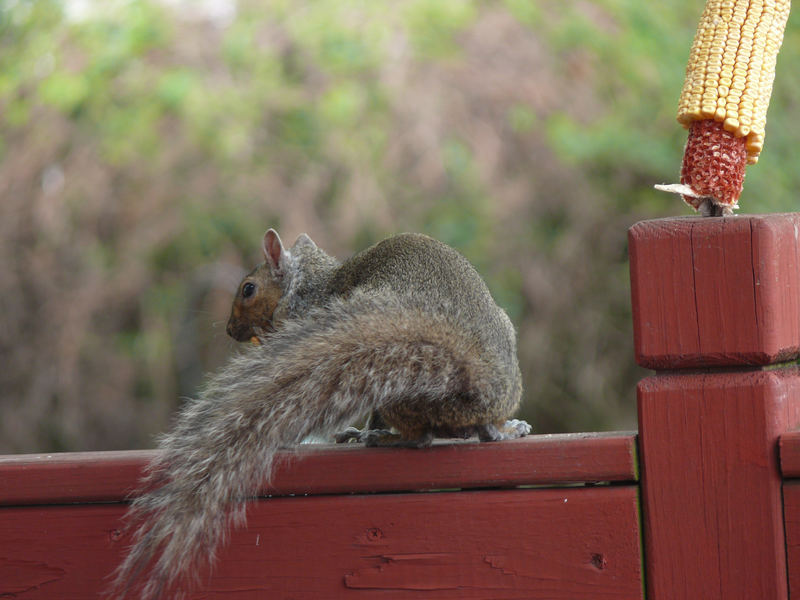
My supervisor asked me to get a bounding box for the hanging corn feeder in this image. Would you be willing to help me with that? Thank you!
[656,0,791,215]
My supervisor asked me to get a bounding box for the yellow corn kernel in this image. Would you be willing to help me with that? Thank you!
[676,0,790,163]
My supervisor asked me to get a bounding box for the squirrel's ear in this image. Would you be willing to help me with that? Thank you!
[293,233,318,250]
[262,229,286,271]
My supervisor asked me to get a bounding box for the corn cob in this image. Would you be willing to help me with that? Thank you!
[656,0,790,215]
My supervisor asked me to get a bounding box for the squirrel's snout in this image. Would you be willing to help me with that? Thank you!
[225,318,241,341]
[226,318,255,343]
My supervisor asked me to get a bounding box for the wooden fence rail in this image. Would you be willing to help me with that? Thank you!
[0,434,642,599]
[3,214,800,599]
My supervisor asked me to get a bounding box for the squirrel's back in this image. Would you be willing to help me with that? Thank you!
[328,233,518,367]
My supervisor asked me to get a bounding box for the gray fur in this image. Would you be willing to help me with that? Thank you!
[112,232,525,598]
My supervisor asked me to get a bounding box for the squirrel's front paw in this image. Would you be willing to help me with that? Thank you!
[505,418,532,437]
[477,419,532,442]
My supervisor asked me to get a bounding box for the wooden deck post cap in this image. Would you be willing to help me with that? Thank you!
[629,213,800,369]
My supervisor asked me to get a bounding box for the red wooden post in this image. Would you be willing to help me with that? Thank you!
[629,214,800,600]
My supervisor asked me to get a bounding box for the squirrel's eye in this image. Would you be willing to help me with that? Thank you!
[241,282,256,299]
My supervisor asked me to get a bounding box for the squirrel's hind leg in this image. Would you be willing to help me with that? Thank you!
[477,419,532,442]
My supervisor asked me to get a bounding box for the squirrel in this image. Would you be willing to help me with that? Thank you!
[112,229,530,599]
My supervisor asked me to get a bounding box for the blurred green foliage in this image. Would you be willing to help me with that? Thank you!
[1,0,799,452]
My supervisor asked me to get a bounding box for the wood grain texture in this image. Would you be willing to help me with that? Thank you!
[628,214,800,369]
[782,481,800,599]
[0,485,642,599]
[0,432,637,506]
[638,369,800,600]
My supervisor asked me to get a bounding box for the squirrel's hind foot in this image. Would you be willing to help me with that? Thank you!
[334,427,433,448]
[333,427,367,444]
[334,411,391,444]
[477,419,532,442]
[335,420,531,447]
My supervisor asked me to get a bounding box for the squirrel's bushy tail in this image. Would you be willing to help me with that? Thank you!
[112,292,513,599]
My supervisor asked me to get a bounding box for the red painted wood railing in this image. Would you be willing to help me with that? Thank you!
[0,434,641,599]
[4,213,800,599]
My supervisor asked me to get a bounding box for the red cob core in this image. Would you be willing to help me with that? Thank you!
[680,119,748,213]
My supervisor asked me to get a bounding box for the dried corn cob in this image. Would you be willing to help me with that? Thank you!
[656,0,790,215]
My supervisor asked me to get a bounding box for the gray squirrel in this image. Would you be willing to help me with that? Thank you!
[113,229,530,598]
